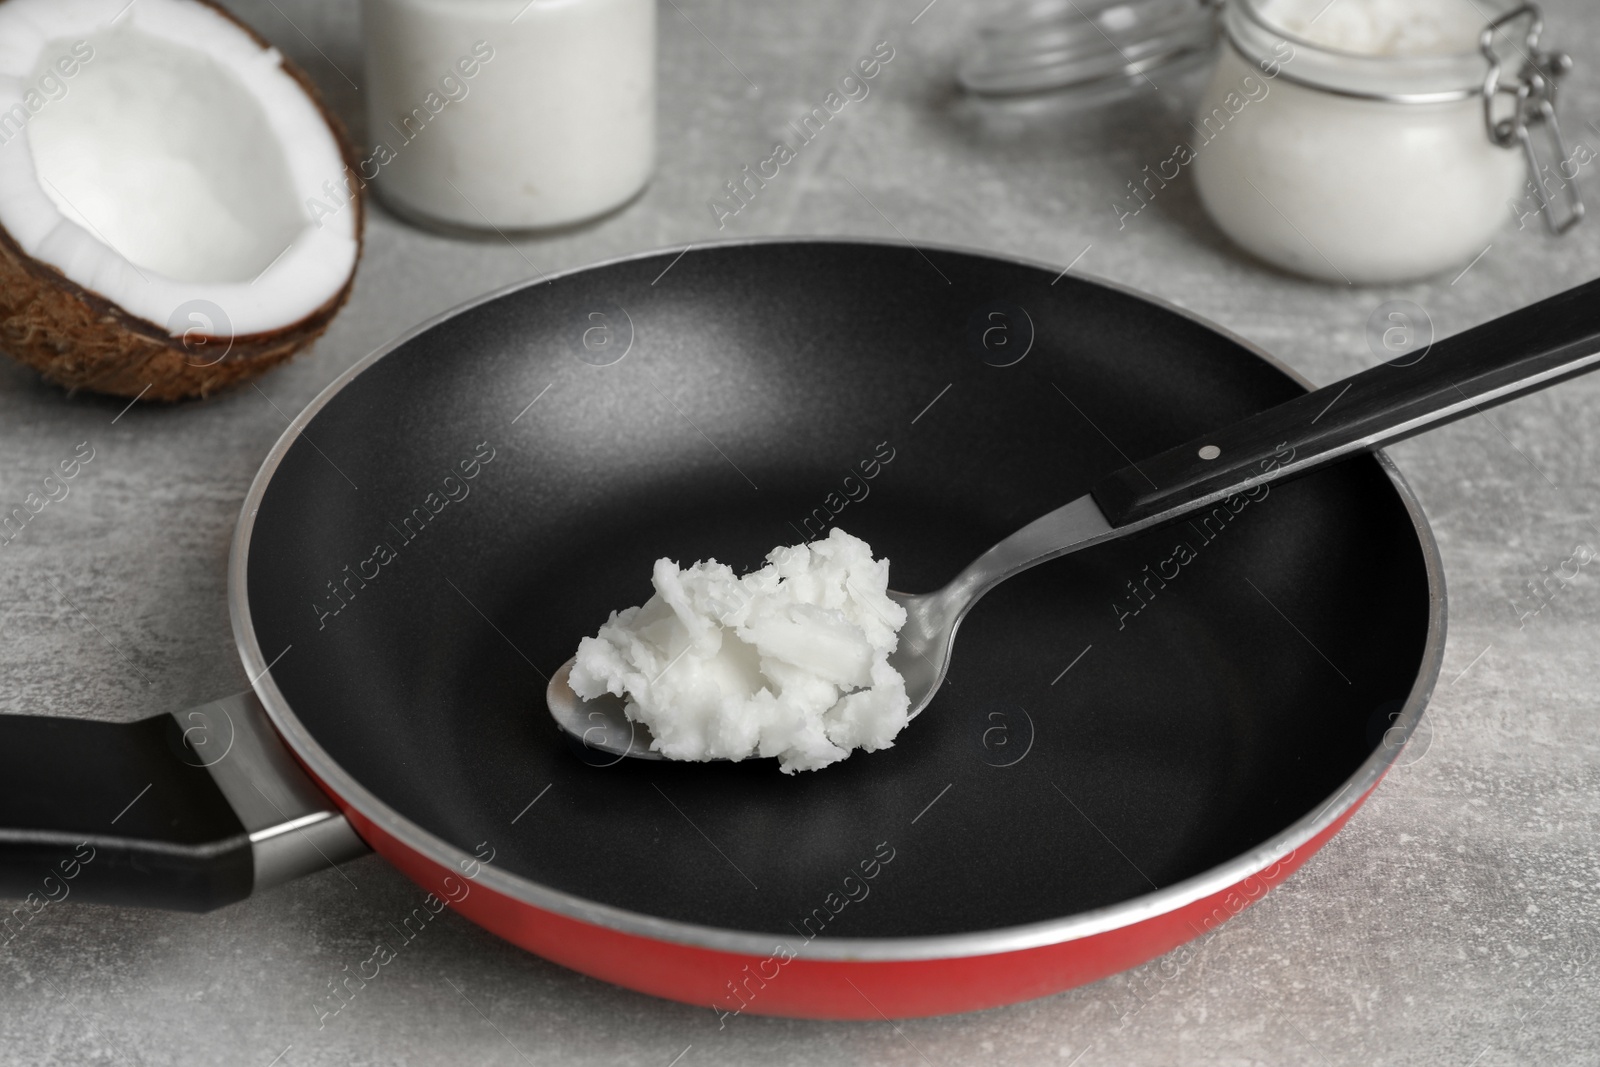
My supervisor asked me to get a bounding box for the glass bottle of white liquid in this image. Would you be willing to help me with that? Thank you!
[359,0,655,232]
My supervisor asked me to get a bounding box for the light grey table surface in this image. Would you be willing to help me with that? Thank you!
[3,1,1599,1064]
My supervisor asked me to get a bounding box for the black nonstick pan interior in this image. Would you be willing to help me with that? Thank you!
[244,241,1433,939]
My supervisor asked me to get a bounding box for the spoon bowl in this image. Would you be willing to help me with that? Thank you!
[546,660,663,763]
[548,496,1120,762]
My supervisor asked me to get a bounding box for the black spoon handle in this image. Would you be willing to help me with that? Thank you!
[1092,277,1600,527]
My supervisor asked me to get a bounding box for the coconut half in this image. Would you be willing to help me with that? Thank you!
[0,0,362,400]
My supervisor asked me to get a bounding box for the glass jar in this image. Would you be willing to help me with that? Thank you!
[359,0,655,232]
[1191,0,1580,284]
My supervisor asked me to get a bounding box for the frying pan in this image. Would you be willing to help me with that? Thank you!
[1,239,1583,1019]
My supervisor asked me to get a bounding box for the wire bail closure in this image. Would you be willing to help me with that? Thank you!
[1482,3,1584,235]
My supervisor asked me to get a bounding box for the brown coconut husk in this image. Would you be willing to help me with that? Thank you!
[0,0,364,402]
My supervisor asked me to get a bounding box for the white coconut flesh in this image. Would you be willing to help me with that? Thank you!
[0,0,358,338]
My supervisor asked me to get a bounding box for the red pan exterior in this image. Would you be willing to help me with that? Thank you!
[330,766,1374,1019]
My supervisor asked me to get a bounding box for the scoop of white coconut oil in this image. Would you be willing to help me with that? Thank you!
[568,528,910,773]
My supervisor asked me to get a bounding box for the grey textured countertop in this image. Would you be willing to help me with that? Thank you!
[3,1,1599,1064]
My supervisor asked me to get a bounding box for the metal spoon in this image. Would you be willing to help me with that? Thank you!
[546,498,1110,763]
[549,278,1600,762]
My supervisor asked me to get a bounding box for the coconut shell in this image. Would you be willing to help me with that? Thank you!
[0,0,364,402]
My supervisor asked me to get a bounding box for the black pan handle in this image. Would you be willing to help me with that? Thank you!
[0,692,366,914]
[1093,277,1600,526]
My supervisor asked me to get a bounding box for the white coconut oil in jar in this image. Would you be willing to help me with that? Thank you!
[1192,0,1581,284]
[359,0,655,231]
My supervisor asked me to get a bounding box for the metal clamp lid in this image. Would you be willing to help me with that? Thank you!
[1482,3,1585,235]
